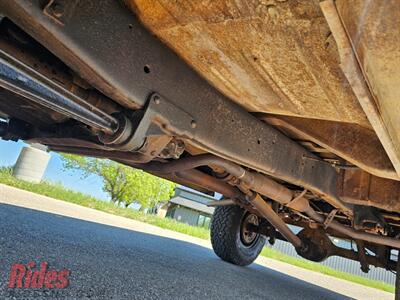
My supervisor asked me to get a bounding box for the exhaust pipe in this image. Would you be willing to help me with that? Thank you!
[140,153,348,211]
[142,154,400,249]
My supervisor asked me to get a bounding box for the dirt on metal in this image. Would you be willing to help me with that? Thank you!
[126,0,370,127]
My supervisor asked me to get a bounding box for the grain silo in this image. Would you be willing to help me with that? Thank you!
[13,145,50,183]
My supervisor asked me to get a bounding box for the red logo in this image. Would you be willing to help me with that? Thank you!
[8,261,70,289]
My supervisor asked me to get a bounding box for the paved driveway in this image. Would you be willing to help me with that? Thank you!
[0,184,394,299]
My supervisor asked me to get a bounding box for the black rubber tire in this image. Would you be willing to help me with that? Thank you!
[210,205,266,266]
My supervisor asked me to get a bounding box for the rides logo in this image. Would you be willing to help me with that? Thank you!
[8,261,70,289]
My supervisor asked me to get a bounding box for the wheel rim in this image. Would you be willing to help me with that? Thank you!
[240,213,260,247]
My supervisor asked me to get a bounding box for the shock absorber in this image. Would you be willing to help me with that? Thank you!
[0,49,119,135]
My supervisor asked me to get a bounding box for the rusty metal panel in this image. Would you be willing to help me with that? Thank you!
[261,114,397,180]
[127,0,369,127]
[323,0,400,176]
[336,0,400,138]
[339,169,400,212]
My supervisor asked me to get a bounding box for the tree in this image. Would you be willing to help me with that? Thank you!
[60,154,176,209]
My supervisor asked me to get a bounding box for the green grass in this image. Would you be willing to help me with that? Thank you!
[0,166,394,293]
[0,167,209,239]
[261,247,395,293]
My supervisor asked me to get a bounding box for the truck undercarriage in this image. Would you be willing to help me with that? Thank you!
[1,0,400,295]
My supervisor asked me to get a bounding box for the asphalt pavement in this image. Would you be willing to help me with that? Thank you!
[0,184,394,299]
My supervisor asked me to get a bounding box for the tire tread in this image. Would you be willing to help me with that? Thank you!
[210,205,264,266]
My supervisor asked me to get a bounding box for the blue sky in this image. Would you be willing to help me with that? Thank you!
[0,139,108,200]
[0,139,219,201]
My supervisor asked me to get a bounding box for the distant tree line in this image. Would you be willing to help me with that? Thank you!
[61,154,176,210]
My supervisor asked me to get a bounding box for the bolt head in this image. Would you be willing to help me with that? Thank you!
[50,3,64,18]
[153,95,161,104]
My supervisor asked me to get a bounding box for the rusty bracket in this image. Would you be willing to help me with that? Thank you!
[355,240,370,273]
[123,93,195,150]
[323,209,338,230]
[43,0,79,25]
[100,93,195,156]
[144,93,196,139]
[286,190,308,212]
